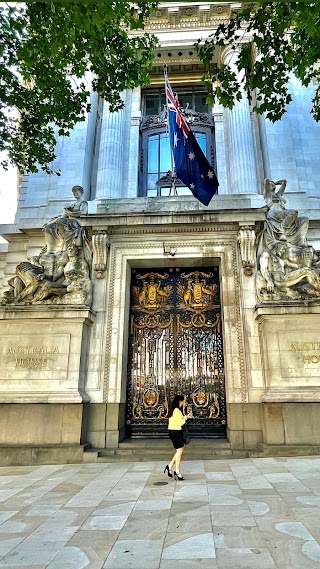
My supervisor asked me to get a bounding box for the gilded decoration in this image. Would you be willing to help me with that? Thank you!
[126,267,226,438]
[178,271,218,312]
[133,272,172,313]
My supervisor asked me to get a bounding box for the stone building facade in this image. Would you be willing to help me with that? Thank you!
[1,2,320,464]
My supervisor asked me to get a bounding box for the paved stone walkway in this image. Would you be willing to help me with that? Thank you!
[0,457,320,568]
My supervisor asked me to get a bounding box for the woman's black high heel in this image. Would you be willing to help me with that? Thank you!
[164,465,172,478]
[174,471,184,481]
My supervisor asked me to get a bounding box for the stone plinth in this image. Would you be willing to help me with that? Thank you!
[255,304,320,402]
[0,403,84,446]
[0,306,95,403]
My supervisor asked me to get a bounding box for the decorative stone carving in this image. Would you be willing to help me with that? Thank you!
[49,243,92,305]
[1,186,92,306]
[145,3,232,31]
[141,105,212,130]
[92,232,109,279]
[156,170,184,190]
[238,226,256,276]
[180,6,198,18]
[261,179,309,249]
[257,178,320,300]
[211,4,229,15]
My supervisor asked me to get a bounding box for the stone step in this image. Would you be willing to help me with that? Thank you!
[250,443,320,458]
[0,444,88,466]
[96,449,249,463]
[100,449,234,458]
[82,438,254,463]
[83,440,320,463]
[118,438,231,450]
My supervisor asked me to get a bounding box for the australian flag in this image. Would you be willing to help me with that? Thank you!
[166,78,219,206]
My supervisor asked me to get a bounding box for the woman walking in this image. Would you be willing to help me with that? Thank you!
[164,395,191,481]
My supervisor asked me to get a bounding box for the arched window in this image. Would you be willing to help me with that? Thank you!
[139,87,216,197]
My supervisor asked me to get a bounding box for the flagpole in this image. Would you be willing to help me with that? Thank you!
[163,64,177,197]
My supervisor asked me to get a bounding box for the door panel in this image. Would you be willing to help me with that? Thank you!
[126,267,226,437]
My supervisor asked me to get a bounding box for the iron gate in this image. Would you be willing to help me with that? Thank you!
[126,267,226,437]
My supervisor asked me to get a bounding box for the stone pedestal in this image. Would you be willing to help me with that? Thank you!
[0,307,94,403]
[0,307,94,464]
[254,304,320,447]
[255,304,320,402]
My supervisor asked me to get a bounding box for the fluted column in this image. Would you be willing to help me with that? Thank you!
[212,100,228,194]
[223,49,258,194]
[95,96,125,199]
[127,88,141,198]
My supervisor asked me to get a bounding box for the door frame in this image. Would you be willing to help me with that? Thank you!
[102,236,248,432]
[125,266,227,437]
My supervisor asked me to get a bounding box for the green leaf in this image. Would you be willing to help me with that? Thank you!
[0,0,159,174]
[195,1,320,121]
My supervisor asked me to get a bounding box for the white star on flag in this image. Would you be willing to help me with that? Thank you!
[207,170,214,179]
[190,183,195,189]
[174,132,180,147]
[188,152,195,160]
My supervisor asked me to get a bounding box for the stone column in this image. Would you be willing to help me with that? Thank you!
[95,96,125,199]
[127,88,141,198]
[212,101,228,194]
[223,49,258,194]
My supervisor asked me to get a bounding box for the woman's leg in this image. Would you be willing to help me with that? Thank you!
[169,451,177,472]
[175,447,184,474]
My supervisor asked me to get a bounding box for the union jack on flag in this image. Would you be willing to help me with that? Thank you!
[166,77,219,207]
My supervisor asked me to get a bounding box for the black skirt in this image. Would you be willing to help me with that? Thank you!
[168,429,184,450]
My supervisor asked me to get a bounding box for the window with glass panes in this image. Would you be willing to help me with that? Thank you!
[140,87,215,197]
[144,89,209,117]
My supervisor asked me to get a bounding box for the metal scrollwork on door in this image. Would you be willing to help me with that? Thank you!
[126,267,226,438]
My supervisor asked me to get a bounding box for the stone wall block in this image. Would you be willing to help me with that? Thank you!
[0,403,83,445]
[242,403,262,431]
[226,403,243,430]
[262,403,285,444]
[86,403,107,431]
[284,403,320,445]
[61,404,83,444]
[227,428,244,449]
[244,430,263,449]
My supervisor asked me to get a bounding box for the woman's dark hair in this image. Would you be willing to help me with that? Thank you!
[168,395,184,418]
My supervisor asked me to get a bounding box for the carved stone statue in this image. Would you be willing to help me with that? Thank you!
[43,185,88,256]
[50,243,92,305]
[261,179,309,250]
[258,178,320,300]
[260,241,320,300]
[1,186,92,306]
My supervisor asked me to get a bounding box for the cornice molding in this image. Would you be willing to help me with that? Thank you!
[108,223,239,236]
[144,2,246,32]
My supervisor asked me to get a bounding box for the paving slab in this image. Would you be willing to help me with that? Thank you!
[0,456,319,568]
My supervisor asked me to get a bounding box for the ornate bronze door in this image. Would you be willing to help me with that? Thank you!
[126,267,226,438]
